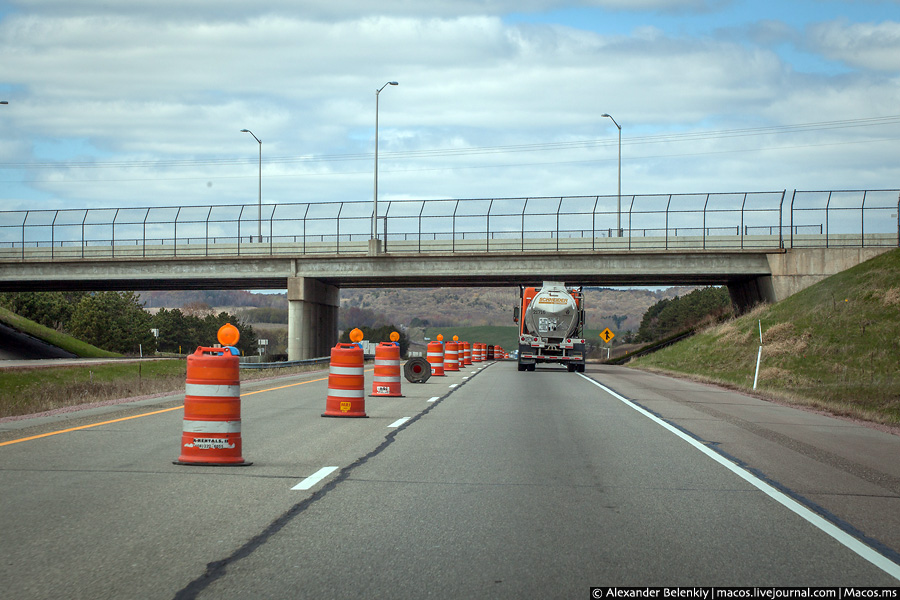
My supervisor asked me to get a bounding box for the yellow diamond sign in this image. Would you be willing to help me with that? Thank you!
[600,328,615,344]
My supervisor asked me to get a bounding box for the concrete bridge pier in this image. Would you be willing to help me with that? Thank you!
[287,277,340,361]
[766,247,893,302]
[727,276,777,314]
[727,247,895,314]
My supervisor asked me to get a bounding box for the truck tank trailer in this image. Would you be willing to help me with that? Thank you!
[513,281,586,372]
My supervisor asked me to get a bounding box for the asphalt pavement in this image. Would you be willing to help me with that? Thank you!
[1,360,898,599]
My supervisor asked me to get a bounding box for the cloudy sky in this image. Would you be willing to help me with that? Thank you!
[1,0,899,215]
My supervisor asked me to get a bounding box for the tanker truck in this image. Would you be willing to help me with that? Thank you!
[513,281,586,372]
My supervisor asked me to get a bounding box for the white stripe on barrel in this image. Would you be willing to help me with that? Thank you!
[182,420,242,433]
[327,387,366,398]
[330,365,365,375]
[185,383,241,397]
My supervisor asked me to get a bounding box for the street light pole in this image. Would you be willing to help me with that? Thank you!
[240,129,262,242]
[373,81,398,244]
[601,113,622,237]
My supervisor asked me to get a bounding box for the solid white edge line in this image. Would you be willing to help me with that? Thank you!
[577,373,900,582]
[428,396,440,403]
[388,417,411,428]
[291,466,339,491]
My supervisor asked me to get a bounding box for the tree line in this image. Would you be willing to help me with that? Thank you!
[636,286,732,342]
[0,291,257,356]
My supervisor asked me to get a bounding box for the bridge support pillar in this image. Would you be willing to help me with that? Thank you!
[766,247,892,304]
[728,247,895,314]
[287,277,340,361]
[727,276,776,314]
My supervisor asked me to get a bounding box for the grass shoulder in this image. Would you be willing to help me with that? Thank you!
[630,249,900,427]
[0,357,330,420]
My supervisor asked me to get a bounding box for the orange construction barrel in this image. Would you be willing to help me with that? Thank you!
[444,341,459,371]
[462,341,472,366]
[371,342,403,397]
[323,343,367,417]
[175,346,250,466]
[426,340,445,376]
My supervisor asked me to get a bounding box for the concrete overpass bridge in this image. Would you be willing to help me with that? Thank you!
[1,189,897,359]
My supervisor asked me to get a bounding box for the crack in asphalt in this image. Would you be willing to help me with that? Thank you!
[173,363,492,600]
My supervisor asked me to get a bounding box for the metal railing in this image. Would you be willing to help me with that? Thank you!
[790,189,900,248]
[1,190,897,260]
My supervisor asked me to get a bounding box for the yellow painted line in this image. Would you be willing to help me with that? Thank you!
[1,370,353,447]
[241,376,328,396]
[0,406,184,447]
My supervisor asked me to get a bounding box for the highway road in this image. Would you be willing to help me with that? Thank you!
[1,360,899,598]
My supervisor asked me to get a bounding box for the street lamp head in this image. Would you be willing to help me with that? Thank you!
[601,113,609,117]
[241,129,261,143]
[0,101,8,105]
[377,81,399,94]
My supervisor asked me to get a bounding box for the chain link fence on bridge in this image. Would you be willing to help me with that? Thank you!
[1,190,897,260]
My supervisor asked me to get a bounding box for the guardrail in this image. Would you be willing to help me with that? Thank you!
[239,356,330,369]
[1,189,897,259]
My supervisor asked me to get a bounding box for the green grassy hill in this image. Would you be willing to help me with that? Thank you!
[0,306,119,358]
[631,248,900,425]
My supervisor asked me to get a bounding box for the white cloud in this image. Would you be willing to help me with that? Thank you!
[1,3,899,214]
[7,0,729,20]
[807,19,900,71]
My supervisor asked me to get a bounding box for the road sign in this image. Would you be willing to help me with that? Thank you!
[600,328,615,344]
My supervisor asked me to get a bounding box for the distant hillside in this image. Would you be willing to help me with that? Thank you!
[340,286,694,332]
[632,249,900,426]
[140,286,693,334]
